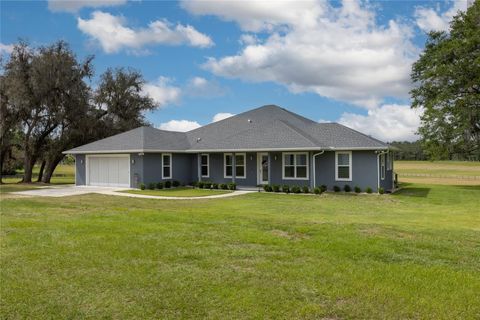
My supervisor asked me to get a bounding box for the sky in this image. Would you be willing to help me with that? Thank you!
[0,0,469,141]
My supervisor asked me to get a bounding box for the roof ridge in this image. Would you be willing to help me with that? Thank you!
[277,120,321,147]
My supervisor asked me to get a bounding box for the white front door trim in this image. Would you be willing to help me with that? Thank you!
[257,152,269,185]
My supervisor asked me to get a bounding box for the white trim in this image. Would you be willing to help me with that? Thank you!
[312,150,325,188]
[200,153,209,178]
[224,153,247,179]
[85,154,131,187]
[335,151,352,181]
[162,153,172,179]
[64,146,390,154]
[257,152,269,184]
[281,152,309,180]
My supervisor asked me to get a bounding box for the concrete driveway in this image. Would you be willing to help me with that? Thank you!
[12,186,129,197]
[11,185,254,199]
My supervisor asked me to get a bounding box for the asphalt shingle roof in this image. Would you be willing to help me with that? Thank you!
[65,105,388,154]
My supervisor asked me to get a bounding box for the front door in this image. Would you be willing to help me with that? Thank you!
[257,153,269,185]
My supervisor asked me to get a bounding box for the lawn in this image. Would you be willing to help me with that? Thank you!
[122,187,232,197]
[1,164,75,185]
[1,183,479,319]
[395,160,480,185]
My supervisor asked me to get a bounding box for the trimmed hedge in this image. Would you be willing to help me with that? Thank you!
[156,182,164,189]
[302,186,310,194]
[139,183,145,190]
[344,184,351,192]
[282,185,290,194]
[354,186,361,193]
[320,185,327,193]
[172,180,180,187]
[314,187,321,195]
[220,183,228,190]
[379,187,385,194]
[333,185,341,192]
[148,183,155,190]
[165,181,172,188]
[366,187,373,194]
[228,183,236,190]
[272,185,280,192]
[291,185,301,194]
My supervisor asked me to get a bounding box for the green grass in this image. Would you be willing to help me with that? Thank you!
[122,187,232,197]
[2,164,75,185]
[1,183,479,319]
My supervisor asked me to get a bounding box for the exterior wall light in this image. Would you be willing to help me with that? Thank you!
[131,159,135,164]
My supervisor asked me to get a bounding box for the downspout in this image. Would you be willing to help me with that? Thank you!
[375,150,389,191]
[312,150,325,188]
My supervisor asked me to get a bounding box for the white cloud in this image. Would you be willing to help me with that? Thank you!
[338,104,422,142]
[212,112,235,122]
[0,43,14,55]
[158,120,201,132]
[77,11,213,54]
[184,0,418,109]
[185,76,226,97]
[414,1,468,32]
[141,77,181,107]
[48,0,127,13]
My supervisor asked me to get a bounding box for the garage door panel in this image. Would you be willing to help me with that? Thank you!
[87,156,130,187]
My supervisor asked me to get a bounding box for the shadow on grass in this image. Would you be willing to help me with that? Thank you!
[394,186,431,198]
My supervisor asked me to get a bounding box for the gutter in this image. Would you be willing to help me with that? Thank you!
[312,150,325,188]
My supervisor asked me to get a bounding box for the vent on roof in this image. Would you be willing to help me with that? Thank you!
[196,137,202,143]
[248,119,252,123]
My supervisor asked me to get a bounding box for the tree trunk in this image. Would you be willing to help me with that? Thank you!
[0,149,5,184]
[37,160,46,182]
[41,155,64,184]
[22,154,36,183]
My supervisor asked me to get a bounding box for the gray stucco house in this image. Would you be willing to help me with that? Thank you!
[65,105,394,192]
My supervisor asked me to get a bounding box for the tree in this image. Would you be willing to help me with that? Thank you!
[94,67,156,134]
[411,1,480,160]
[3,41,93,182]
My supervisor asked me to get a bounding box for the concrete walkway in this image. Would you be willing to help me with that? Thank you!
[12,185,254,200]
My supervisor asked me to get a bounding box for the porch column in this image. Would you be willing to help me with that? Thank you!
[267,152,271,184]
[232,152,236,183]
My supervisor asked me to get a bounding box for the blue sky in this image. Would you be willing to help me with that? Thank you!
[0,0,468,141]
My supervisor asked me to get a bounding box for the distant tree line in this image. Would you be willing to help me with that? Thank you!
[0,40,158,183]
[389,141,427,161]
[411,1,479,161]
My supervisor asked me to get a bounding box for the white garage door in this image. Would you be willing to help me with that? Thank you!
[87,155,130,187]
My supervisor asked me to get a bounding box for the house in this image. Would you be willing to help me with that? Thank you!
[65,105,394,192]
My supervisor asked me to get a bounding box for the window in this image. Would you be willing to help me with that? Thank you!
[162,153,172,179]
[282,152,308,179]
[235,153,246,178]
[335,151,352,181]
[387,152,393,171]
[224,153,233,178]
[224,153,246,178]
[380,154,385,180]
[201,154,209,177]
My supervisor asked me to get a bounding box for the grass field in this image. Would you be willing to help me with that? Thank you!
[1,183,479,319]
[395,160,480,185]
[122,187,232,197]
[1,164,75,185]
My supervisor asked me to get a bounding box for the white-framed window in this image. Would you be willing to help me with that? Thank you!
[380,154,386,180]
[224,153,246,178]
[387,152,393,171]
[162,153,172,179]
[335,151,352,181]
[235,153,246,178]
[282,152,309,180]
[201,154,209,178]
[224,153,233,178]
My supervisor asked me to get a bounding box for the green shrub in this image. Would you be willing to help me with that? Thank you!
[228,183,236,190]
[190,181,197,187]
[204,182,212,189]
[220,183,228,190]
[212,183,219,189]
[333,185,341,192]
[139,183,145,190]
[379,187,385,194]
[314,187,321,195]
[263,184,272,192]
[156,182,164,189]
[272,185,280,192]
[148,183,155,190]
[197,181,204,189]
[172,180,180,187]
[302,186,310,193]
[164,181,171,188]
[344,184,351,192]
[282,185,290,193]
[354,186,361,193]
[366,187,373,194]
[320,185,327,193]
[291,185,301,194]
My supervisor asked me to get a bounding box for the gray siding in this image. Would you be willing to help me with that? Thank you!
[75,154,86,186]
[141,153,194,185]
[314,150,378,192]
[130,153,144,188]
[379,153,394,192]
